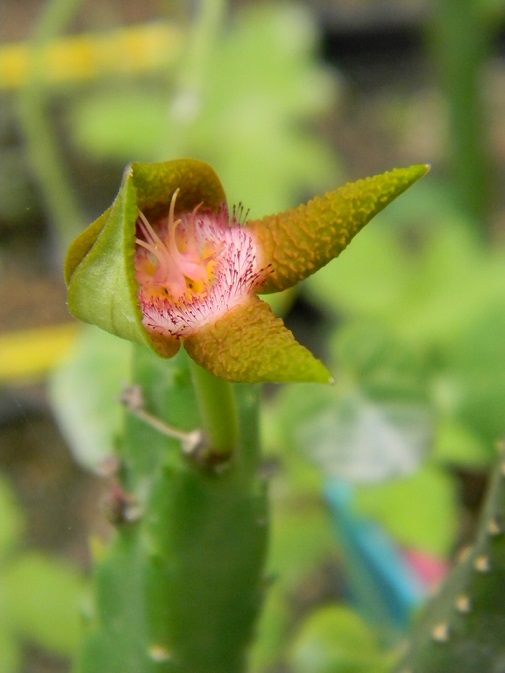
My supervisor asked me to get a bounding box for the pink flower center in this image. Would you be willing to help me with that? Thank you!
[134,190,265,338]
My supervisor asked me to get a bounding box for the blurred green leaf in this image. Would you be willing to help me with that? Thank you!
[0,477,84,667]
[250,502,337,673]
[3,553,84,656]
[305,186,505,468]
[255,412,337,672]
[303,221,411,322]
[267,501,336,594]
[397,225,505,348]
[299,389,432,482]
[49,326,131,472]
[444,306,505,446]
[288,605,392,673]
[249,590,290,673]
[434,418,490,469]
[332,322,430,401]
[0,476,24,558]
[0,625,21,673]
[70,88,169,161]
[354,465,458,556]
[270,324,433,482]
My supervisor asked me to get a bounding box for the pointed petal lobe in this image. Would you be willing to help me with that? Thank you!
[249,165,429,293]
[184,297,333,384]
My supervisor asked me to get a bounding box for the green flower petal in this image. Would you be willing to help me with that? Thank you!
[132,158,226,221]
[64,208,111,285]
[184,296,333,383]
[67,171,151,349]
[65,159,226,356]
[249,165,429,293]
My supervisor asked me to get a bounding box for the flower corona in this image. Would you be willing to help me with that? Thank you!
[134,190,266,339]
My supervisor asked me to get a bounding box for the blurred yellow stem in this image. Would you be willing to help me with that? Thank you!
[0,323,80,383]
[0,23,185,90]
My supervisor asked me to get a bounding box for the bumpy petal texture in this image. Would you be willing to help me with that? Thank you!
[185,296,332,383]
[249,165,429,293]
[65,159,226,357]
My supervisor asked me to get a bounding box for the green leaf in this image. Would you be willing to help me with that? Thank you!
[396,221,505,347]
[445,305,505,446]
[3,553,84,655]
[272,323,434,482]
[70,89,169,161]
[296,388,432,482]
[49,326,131,472]
[354,466,458,556]
[289,606,392,673]
[0,475,24,557]
[0,625,21,673]
[331,321,430,401]
[272,382,430,483]
[434,419,491,469]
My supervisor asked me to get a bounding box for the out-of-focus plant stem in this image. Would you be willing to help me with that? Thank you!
[162,0,227,157]
[0,25,185,90]
[429,0,501,234]
[183,0,226,88]
[18,0,86,255]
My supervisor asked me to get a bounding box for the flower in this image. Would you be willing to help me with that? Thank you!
[65,159,428,383]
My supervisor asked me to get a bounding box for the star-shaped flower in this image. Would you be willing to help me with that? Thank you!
[65,159,428,383]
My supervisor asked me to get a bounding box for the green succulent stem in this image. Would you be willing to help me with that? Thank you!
[76,347,268,673]
[430,0,499,231]
[189,357,239,460]
[396,448,505,672]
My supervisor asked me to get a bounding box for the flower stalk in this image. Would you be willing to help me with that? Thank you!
[189,358,239,463]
